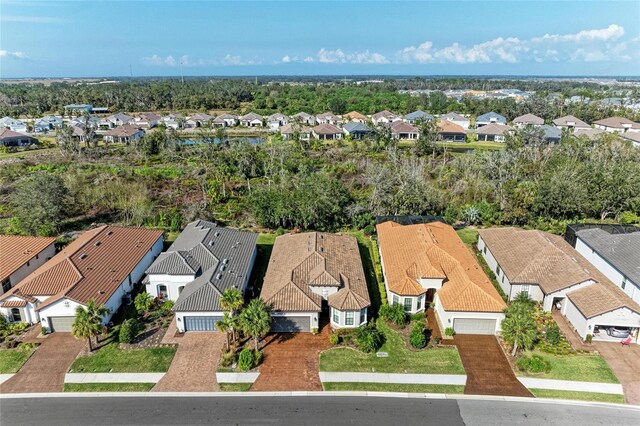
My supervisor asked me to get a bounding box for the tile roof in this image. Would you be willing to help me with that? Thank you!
[573,128,604,139]
[343,122,372,133]
[239,112,263,121]
[0,299,27,308]
[372,110,397,120]
[477,112,507,123]
[566,281,640,318]
[312,123,342,135]
[593,116,640,129]
[0,226,163,310]
[104,124,143,138]
[148,220,258,312]
[405,110,434,121]
[376,221,506,312]
[576,228,640,285]
[389,121,418,134]
[0,235,56,282]
[476,123,512,136]
[343,111,367,121]
[513,113,544,125]
[0,128,33,140]
[280,123,311,134]
[441,112,468,122]
[260,233,370,312]
[552,115,590,128]
[437,120,466,134]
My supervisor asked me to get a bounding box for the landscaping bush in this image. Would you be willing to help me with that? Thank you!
[537,339,573,356]
[238,348,255,371]
[516,354,552,374]
[585,334,593,344]
[409,322,427,349]
[118,318,142,344]
[134,292,154,314]
[545,324,562,346]
[220,350,236,367]
[253,350,263,367]
[409,312,426,322]
[355,323,384,353]
[329,333,339,346]
[379,304,408,328]
[334,328,356,345]
[444,327,456,337]
[159,300,174,316]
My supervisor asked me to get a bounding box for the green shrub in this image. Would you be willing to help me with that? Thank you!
[355,323,384,353]
[238,348,255,371]
[159,300,174,316]
[329,333,339,346]
[134,292,154,313]
[545,324,562,345]
[585,334,593,344]
[445,327,456,337]
[220,351,236,367]
[41,326,48,336]
[516,354,551,373]
[537,339,573,355]
[409,322,427,349]
[362,224,375,235]
[409,312,426,322]
[119,318,142,344]
[253,350,263,367]
[0,315,8,331]
[379,304,408,328]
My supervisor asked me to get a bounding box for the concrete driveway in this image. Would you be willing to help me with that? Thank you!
[594,341,640,405]
[0,333,85,393]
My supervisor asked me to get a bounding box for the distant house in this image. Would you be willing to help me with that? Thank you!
[552,115,590,130]
[573,127,604,140]
[133,112,161,129]
[593,117,640,133]
[103,124,144,143]
[145,220,257,332]
[239,112,263,127]
[476,123,512,142]
[34,115,63,133]
[312,123,343,140]
[342,122,373,140]
[0,235,56,296]
[64,104,94,114]
[389,121,419,140]
[513,113,544,127]
[371,110,399,126]
[540,125,562,144]
[185,113,213,129]
[161,113,183,130]
[315,112,341,125]
[619,131,640,148]
[212,113,238,127]
[267,113,290,131]
[280,123,311,141]
[0,128,39,147]
[70,124,90,143]
[343,111,367,123]
[476,112,507,127]
[292,112,317,126]
[0,117,28,133]
[100,113,133,129]
[404,110,434,125]
[437,121,466,142]
[440,112,470,130]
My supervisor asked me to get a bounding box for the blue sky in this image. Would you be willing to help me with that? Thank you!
[1,0,639,78]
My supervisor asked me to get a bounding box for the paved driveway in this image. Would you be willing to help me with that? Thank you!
[0,333,85,393]
[453,335,532,397]
[594,341,640,405]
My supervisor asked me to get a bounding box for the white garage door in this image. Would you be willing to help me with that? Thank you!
[184,316,222,331]
[49,316,75,332]
[270,316,310,332]
[453,318,496,335]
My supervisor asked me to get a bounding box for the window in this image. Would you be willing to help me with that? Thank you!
[2,280,10,293]
[622,279,626,290]
[404,298,412,312]
[26,261,30,267]
[10,308,21,322]
[496,265,501,276]
[521,284,530,296]
[345,311,354,326]
[333,309,339,324]
[157,285,168,299]
[392,295,399,305]
[417,295,423,311]
[483,246,487,254]
[360,309,366,324]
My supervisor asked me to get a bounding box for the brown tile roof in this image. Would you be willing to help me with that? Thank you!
[437,120,466,134]
[372,110,397,120]
[344,111,367,121]
[0,226,163,310]
[552,115,590,128]
[567,281,640,318]
[592,116,639,129]
[389,121,418,134]
[0,299,27,308]
[376,222,506,312]
[280,123,311,134]
[260,233,370,312]
[0,128,33,140]
[0,235,56,282]
[104,124,143,138]
[476,123,513,136]
[312,123,342,135]
[513,113,544,125]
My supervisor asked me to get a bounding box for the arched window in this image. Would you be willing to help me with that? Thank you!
[157,285,168,299]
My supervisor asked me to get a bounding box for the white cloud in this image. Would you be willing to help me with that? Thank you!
[221,54,262,66]
[281,55,291,63]
[0,49,29,59]
[316,48,388,64]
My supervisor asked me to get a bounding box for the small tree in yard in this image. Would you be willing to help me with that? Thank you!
[216,312,233,351]
[134,292,154,314]
[71,299,110,351]
[221,288,244,344]
[238,299,272,352]
[502,304,537,357]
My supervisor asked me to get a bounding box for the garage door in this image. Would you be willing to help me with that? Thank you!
[270,316,310,332]
[49,316,75,332]
[184,316,222,331]
[453,318,496,335]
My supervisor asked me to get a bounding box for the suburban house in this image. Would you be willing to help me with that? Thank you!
[100,113,133,129]
[0,129,39,147]
[144,220,257,332]
[260,232,371,332]
[267,113,290,131]
[34,115,63,133]
[572,226,640,305]
[440,112,470,130]
[343,111,367,123]
[64,104,94,114]
[280,123,312,141]
[371,110,399,126]
[343,122,373,140]
[292,112,317,126]
[0,117,28,133]
[593,117,640,133]
[70,115,100,129]
[239,112,263,127]
[212,113,238,127]
[312,123,343,140]
[134,112,161,129]
[619,131,640,148]
[404,110,434,125]
[103,124,145,143]
[513,113,544,127]
[437,121,467,142]
[552,115,590,130]
[389,121,419,140]
[540,125,562,144]
[162,113,183,129]
[184,113,212,129]
[0,226,163,331]
[70,124,90,143]
[0,236,56,297]
[476,123,513,142]
[478,228,640,344]
[476,112,507,127]
[376,221,506,335]
[573,127,604,140]
[315,112,341,125]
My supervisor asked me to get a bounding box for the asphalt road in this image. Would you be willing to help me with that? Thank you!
[1,395,639,426]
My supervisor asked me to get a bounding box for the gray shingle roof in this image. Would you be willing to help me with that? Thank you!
[477,112,507,124]
[405,110,434,121]
[576,228,640,285]
[343,122,372,133]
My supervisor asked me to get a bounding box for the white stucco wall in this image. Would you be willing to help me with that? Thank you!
[39,298,85,331]
[0,299,38,324]
[511,283,544,302]
[330,307,367,328]
[478,236,513,297]
[389,292,425,314]
[434,294,504,334]
[146,274,195,301]
[542,280,596,312]
[5,243,56,292]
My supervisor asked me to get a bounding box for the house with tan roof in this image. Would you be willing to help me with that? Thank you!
[376,221,506,335]
[512,113,544,127]
[239,112,263,127]
[0,128,39,147]
[312,123,343,140]
[0,226,163,332]
[478,227,640,344]
[371,110,400,126]
[260,232,371,332]
[315,112,341,126]
[343,111,367,123]
[593,116,640,133]
[103,124,144,143]
[437,121,467,142]
[292,112,317,126]
[389,121,419,140]
[185,113,213,129]
[266,113,290,131]
[280,123,312,141]
[475,123,513,142]
[0,236,56,299]
[212,113,238,127]
[440,112,470,130]
[552,115,590,130]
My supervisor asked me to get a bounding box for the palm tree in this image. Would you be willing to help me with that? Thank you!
[216,313,232,351]
[502,310,537,356]
[134,292,154,314]
[221,288,244,344]
[71,299,110,351]
[238,299,272,352]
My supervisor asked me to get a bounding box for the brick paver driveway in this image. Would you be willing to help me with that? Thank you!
[1,333,85,394]
[453,334,532,397]
[252,326,330,391]
[594,341,640,405]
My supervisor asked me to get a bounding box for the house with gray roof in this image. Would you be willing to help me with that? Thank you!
[404,110,434,125]
[144,220,258,332]
[342,122,373,139]
[476,112,507,127]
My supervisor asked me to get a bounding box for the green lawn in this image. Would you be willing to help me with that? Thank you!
[248,233,275,295]
[455,228,479,246]
[530,388,625,404]
[68,344,176,373]
[63,383,155,392]
[320,321,465,374]
[219,383,253,392]
[0,147,58,160]
[0,348,35,374]
[323,382,465,394]
[518,351,619,383]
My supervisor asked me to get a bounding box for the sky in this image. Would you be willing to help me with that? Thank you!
[1,0,640,78]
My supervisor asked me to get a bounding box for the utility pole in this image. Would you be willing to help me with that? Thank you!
[180,61,184,84]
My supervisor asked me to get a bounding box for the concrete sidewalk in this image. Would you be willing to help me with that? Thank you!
[65,373,165,384]
[319,372,467,385]
[518,377,624,394]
